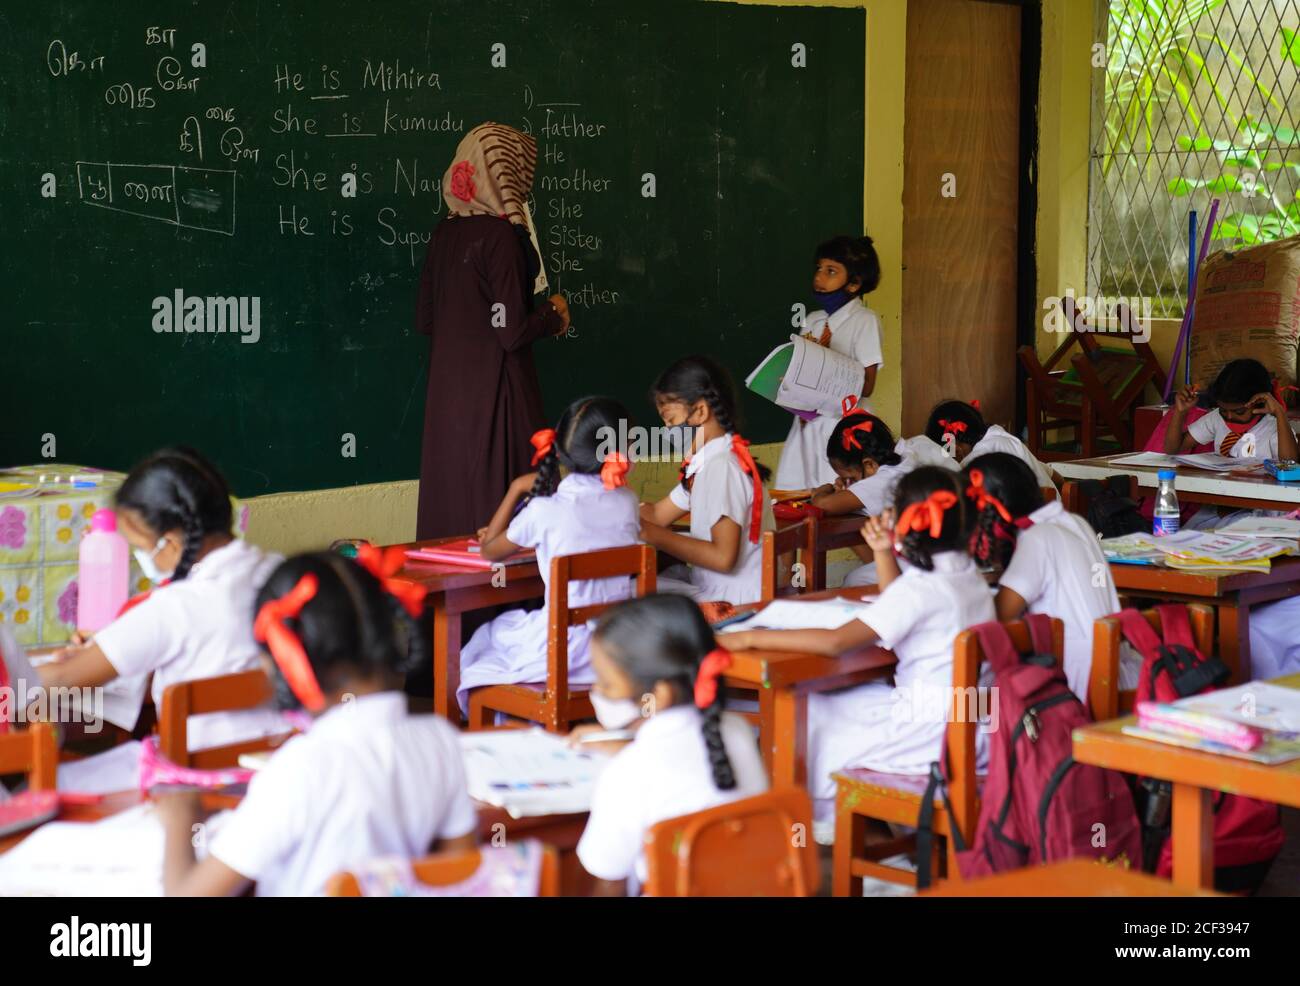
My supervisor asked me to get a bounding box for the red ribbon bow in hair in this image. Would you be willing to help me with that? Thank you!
[965,469,1012,523]
[729,435,765,544]
[601,452,631,490]
[970,399,981,411]
[254,573,326,713]
[895,490,959,540]
[530,428,557,466]
[694,647,734,709]
[938,418,967,436]
[842,418,874,452]
[841,395,867,418]
[1273,381,1298,406]
[356,544,428,618]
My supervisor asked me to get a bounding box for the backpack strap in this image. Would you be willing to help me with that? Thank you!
[915,759,966,890]
[1023,613,1055,660]
[1116,608,1165,663]
[971,620,1023,674]
[1156,603,1196,651]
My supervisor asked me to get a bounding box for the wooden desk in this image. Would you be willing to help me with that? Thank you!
[722,586,896,788]
[1,788,595,896]
[388,538,545,726]
[1056,453,1300,513]
[1072,673,1300,891]
[919,858,1221,896]
[810,514,867,589]
[1107,558,1300,682]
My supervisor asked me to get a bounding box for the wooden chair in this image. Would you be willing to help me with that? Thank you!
[0,722,57,790]
[1089,604,1215,721]
[326,843,561,897]
[159,669,292,769]
[643,786,818,896]
[832,617,1065,894]
[760,517,819,603]
[1020,297,1167,461]
[468,544,656,733]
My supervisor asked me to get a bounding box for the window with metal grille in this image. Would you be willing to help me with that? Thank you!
[1089,0,1300,317]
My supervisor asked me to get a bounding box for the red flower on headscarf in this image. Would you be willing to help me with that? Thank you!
[450,161,477,203]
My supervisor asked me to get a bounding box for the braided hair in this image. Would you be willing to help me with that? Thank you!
[114,447,233,581]
[923,400,988,449]
[890,466,971,572]
[650,355,771,483]
[593,594,736,790]
[816,234,880,296]
[963,452,1044,570]
[254,552,429,710]
[525,395,632,505]
[826,411,901,472]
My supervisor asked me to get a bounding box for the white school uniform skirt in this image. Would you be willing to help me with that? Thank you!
[775,414,840,490]
[457,610,596,713]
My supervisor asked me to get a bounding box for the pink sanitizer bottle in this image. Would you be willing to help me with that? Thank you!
[77,508,129,632]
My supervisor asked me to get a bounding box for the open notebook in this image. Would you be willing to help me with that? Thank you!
[460,728,610,819]
[724,597,874,632]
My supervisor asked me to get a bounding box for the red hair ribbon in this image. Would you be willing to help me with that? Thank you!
[970,399,981,411]
[694,647,734,709]
[841,395,868,418]
[965,469,1012,523]
[601,452,631,490]
[1273,380,1297,404]
[355,544,428,618]
[842,417,874,452]
[254,573,326,713]
[530,428,557,466]
[895,490,959,540]
[730,434,765,544]
[938,418,967,436]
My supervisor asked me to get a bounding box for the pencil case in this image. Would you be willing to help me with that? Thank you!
[1265,459,1300,482]
[138,735,256,793]
[1135,701,1263,752]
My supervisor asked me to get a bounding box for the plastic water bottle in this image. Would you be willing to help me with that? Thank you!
[1153,469,1180,537]
[78,509,129,632]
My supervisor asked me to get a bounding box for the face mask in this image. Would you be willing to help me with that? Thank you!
[590,690,641,730]
[812,287,855,315]
[133,536,174,584]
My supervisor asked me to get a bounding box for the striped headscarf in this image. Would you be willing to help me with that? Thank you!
[443,122,548,293]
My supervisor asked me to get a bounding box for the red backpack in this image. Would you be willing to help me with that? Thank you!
[1116,605,1285,889]
[917,615,1141,887]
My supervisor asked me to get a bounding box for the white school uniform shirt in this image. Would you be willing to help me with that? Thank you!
[844,448,915,517]
[997,500,1124,700]
[1187,409,1282,458]
[806,551,995,799]
[667,433,775,605]
[897,435,961,472]
[94,538,287,751]
[576,705,767,888]
[961,424,1055,488]
[456,473,641,710]
[209,692,477,896]
[774,301,884,490]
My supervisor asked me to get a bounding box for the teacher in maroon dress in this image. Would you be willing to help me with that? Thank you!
[414,122,571,539]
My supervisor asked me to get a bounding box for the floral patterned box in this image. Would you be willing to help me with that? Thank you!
[0,465,153,647]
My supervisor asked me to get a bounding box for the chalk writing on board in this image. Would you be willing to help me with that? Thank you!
[76,162,236,236]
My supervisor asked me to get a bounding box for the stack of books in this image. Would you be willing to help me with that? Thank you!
[1123,683,1300,764]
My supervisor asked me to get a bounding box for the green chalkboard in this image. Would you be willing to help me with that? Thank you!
[1,0,865,494]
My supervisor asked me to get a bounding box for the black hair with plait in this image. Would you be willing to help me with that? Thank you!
[650,355,772,483]
[815,234,880,296]
[254,552,428,711]
[923,400,989,447]
[891,466,971,572]
[593,594,736,791]
[962,452,1044,570]
[826,411,902,470]
[525,395,632,505]
[1201,357,1272,408]
[114,446,232,581]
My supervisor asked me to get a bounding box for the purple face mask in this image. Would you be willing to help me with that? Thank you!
[812,287,855,315]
